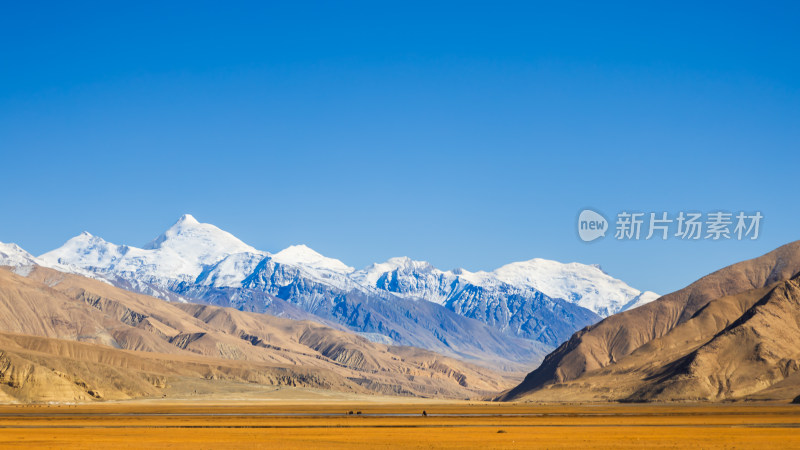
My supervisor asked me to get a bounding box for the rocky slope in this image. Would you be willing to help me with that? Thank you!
[499,240,800,402]
[0,266,519,403]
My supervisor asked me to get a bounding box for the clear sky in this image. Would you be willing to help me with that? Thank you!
[2,1,799,294]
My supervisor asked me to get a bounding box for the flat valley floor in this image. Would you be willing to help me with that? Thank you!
[1,398,799,448]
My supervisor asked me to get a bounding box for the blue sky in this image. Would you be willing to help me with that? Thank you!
[2,1,798,294]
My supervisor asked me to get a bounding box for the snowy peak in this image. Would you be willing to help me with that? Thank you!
[40,232,122,268]
[38,215,263,285]
[1,240,107,281]
[491,258,651,316]
[492,258,607,288]
[0,241,39,267]
[383,256,436,272]
[272,244,354,274]
[354,257,437,285]
[353,255,656,317]
[177,213,199,225]
[142,214,258,266]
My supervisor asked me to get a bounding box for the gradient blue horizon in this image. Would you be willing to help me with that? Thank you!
[2,1,799,294]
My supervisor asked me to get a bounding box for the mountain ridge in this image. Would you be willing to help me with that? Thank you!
[0,265,520,402]
[8,214,656,367]
[35,214,656,318]
[498,240,800,402]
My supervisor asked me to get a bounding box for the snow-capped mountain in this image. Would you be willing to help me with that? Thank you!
[1,240,107,280]
[0,242,40,267]
[272,244,354,274]
[492,259,659,316]
[143,214,259,266]
[39,215,267,292]
[352,256,657,317]
[17,214,656,365]
[352,257,452,304]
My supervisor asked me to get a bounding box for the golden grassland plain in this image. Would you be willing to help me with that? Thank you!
[1,397,799,449]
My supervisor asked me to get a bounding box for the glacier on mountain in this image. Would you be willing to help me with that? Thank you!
[4,214,659,365]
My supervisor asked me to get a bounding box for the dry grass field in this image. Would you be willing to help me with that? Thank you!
[0,400,799,449]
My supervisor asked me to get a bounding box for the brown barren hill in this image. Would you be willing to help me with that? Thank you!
[0,266,520,402]
[0,331,366,403]
[507,274,800,402]
[628,275,800,401]
[499,240,800,401]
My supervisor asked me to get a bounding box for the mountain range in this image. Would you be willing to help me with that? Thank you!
[499,240,800,402]
[2,214,657,369]
[3,215,800,404]
[0,265,516,402]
